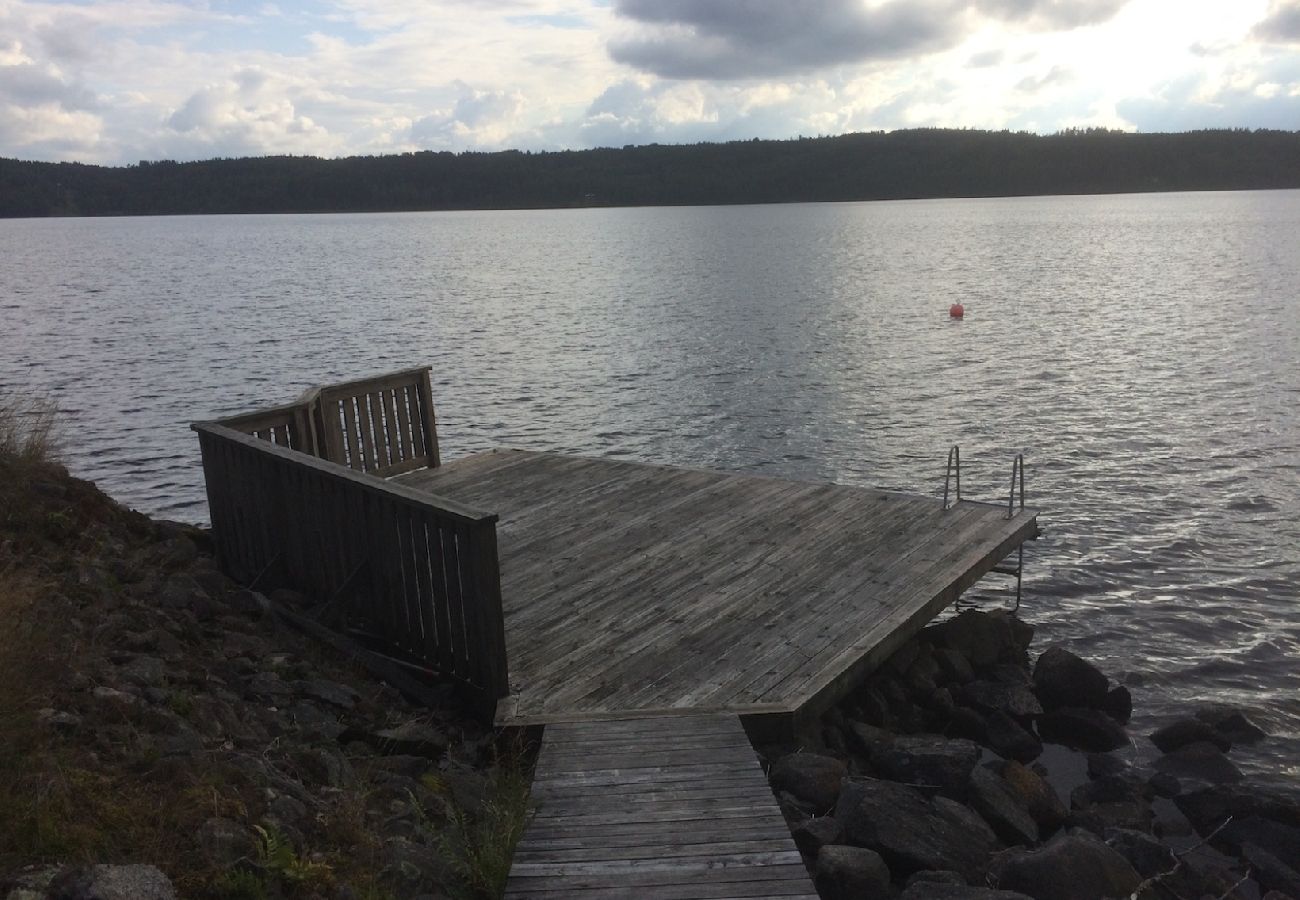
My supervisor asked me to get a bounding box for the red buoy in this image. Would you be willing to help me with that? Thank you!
[949,303,965,318]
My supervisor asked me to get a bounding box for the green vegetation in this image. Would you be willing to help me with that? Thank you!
[418,747,536,900]
[2,127,1298,218]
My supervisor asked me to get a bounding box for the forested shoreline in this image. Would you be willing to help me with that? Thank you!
[2,127,1298,218]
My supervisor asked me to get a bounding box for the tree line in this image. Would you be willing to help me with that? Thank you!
[2,128,1298,218]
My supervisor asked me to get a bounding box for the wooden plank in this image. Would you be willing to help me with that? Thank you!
[505,714,815,900]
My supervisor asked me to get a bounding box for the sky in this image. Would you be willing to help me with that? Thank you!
[1,0,1298,165]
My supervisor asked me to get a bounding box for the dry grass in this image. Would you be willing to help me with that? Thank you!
[0,388,59,467]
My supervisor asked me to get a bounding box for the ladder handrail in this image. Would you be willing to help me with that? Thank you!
[942,445,961,510]
[1007,453,1025,518]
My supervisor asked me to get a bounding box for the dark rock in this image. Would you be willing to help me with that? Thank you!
[835,778,996,881]
[983,710,1043,763]
[36,708,82,732]
[1219,815,1300,861]
[989,829,1141,900]
[266,794,312,833]
[1195,704,1267,744]
[926,686,957,716]
[935,647,976,684]
[1032,646,1109,711]
[1150,717,1231,753]
[844,720,893,758]
[969,765,1039,846]
[1069,801,1154,836]
[1102,686,1132,724]
[856,685,891,726]
[269,587,311,609]
[886,640,922,675]
[1244,843,1300,899]
[350,720,448,758]
[989,663,1033,686]
[904,652,943,697]
[900,887,1036,900]
[959,680,1043,719]
[1152,741,1242,784]
[290,746,354,788]
[295,678,360,709]
[226,588,268,616]
[906,869,968,886]
[190,567,231,600]
[1037,707,1128,752]
[770,753,846,813]
[1104,827,1175,878]
[870,735,981,797]
[935,610,1022,670]
[1085,752,1128,780]
[246,671,293,700]
[994,760,1068,832]
[1071,774,1149,809]
[117,654,166,687]
[947,707,989,743]
[934,796,1000,848]
[196,817,256,866]
[814,845,891,900]
[153,536,199,569]
[1174,784,1300,834]
[47,864,177,900]
[1148,772,1181,798]
[792,816,844,856]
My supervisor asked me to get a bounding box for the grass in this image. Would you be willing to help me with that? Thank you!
[419,739,536,900]
[0,388,58,466]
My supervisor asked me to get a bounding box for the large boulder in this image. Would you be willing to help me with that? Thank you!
[770,753,847,813]
[835,778,997,881]
[1032,646,1109,711]
[968,766,1039,846]
[1105,827,1175,878]
[870,735,981,797]
[792,815,844,856]
[46,865,177,900]
[1243,842,1300,899]
[1037,707,1128,752]
[1152,741,1242,785]
[1219,815,1300,861]
[989,829,1142,900]
[814,845,891,900]
[934,610,1028,670]
[959,681,1043,720]
[1174,784,1300,834]
[994,760,1068,832]
[1150,717,1231,753]
[982,710,1043,763]
[1195,705,1267,744]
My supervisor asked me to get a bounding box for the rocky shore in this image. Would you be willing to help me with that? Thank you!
[0,456,523,899]
[759,609,1300,899]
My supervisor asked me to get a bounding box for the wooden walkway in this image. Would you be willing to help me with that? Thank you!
[505,715,818,899]
[397,449,1038,729]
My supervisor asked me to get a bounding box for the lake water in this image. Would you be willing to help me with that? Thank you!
[2,191,1297,790]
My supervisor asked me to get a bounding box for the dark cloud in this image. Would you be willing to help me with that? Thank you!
[0,63,97,110]
[974,0,1128,29]
[608,0,965,79]
[1118,65,1300,131]
[1252,1,1300,43]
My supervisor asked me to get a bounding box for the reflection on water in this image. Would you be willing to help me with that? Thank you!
[2,191,1297,790]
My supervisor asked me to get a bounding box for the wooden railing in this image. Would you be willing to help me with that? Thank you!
[193,369,508,716]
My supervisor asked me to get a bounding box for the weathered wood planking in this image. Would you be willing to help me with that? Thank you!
[504,715,818,900]
[396,450,1039,727]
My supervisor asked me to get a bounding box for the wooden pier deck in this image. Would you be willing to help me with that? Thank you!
[505,715,818,899]
[396,449,1038,730]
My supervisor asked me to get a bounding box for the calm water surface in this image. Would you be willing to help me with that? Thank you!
[2,192,1297,789]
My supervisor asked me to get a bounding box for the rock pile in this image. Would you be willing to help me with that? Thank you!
[0,461,506,899]
[762,610,1298,900]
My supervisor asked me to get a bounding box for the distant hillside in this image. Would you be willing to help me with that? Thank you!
[2,128,1299,218]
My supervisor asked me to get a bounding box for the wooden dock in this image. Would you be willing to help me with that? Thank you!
[396,449,1038,730]
[506,715,818,899]
[196,368,1041,900]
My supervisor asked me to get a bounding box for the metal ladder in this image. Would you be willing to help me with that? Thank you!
[945,447,1027,611]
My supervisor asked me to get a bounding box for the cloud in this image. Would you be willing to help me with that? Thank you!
[1252,0,1300,43]
[164,69,334,157]
[608,0,966,79]
[1117,60,1300,131]
[410,85,526,148]
[966,49,1004,68]
[974,0,1128,30]
[0,62,97,110]
[1016,65,1073,92]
